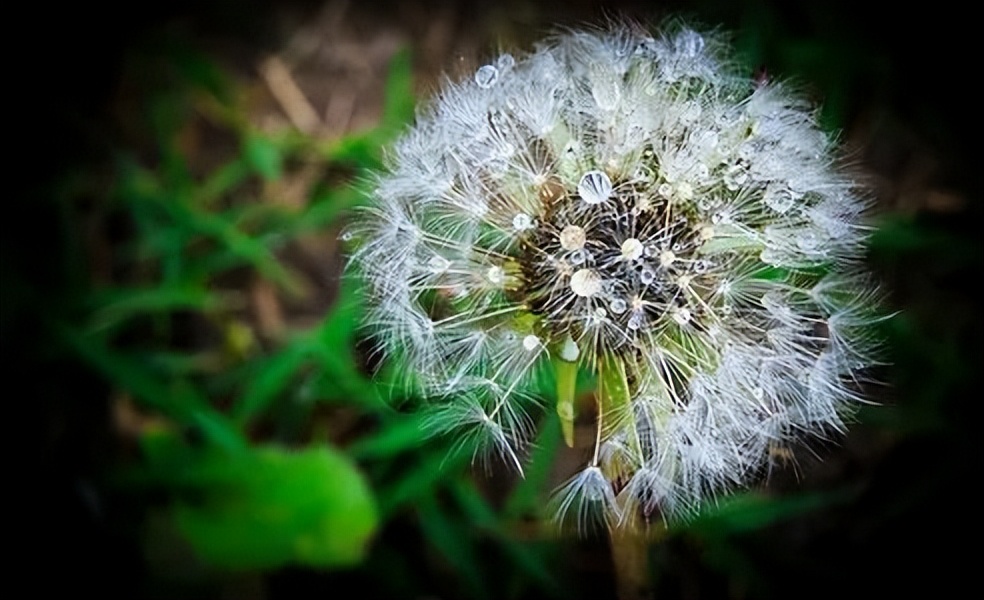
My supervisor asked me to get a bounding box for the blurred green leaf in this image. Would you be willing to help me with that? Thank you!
[232,341,311,425]
[679,488,853,536]
[381,49,415,130]
[452,480,560,595]
[348,413,430,460]
[416,493,486,598]
[243,133,283,181]
[174,445,378,570]
[504,412,561,518]
[59,324,245,452]
[87,286,228,331]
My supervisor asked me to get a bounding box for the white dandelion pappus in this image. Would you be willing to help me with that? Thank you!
[346,23,883,529]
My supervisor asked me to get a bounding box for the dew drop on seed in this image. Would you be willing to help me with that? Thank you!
[559,224,586,250]
[513,213,534,231]
[475,65,499,88]
[578,170,613,204]
[644,244,658,258]
[339,230,354,242]
[610,298,627,314]
[592,76,621,111]
[672,307,692,325]
[724,165,748,190]
[760,247,781,265]
[621,238,644,261]
[428,255,450,272]
[627,313,644,330]
[496,53,515,71]
[659,250,676,268]
[570,268,601,297]
[486,265,505,285]
[796,230,820,250]
[676,30,705,58]
[560,335,580,362]
[763,184,794,213]
[585,482,604,501]
[680,101,702,122]
[738,143,756,161]
[523,334,540,351]
[640,268,656,285]
[676,182,694,201]
[570,249,587,265]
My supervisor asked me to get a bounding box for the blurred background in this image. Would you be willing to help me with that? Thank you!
[11,0,981,598]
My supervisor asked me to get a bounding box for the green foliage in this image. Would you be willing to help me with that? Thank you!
[170,445,378,570]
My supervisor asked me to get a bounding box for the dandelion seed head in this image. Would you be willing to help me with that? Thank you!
[347,22,885,529]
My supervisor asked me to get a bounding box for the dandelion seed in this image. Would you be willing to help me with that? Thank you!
[559,225,587,250]
[570,268,602,297]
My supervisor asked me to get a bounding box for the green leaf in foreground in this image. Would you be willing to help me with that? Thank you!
[174,445,378,570]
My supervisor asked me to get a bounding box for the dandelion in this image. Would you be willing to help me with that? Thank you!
[347,23,883,529]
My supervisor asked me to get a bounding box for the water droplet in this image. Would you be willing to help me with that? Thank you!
[496,53,515,71]
[628,313,644,330]
[676,182,694,201]
[621,238,644,261]
[644,244,658,257]
[680,101,702,122]
[570,269,602,297]
[512,213,534,231]
[610,299,627,314]
[340,230,354,242]
[559,224,586,250]
[560,335,580,362]
[578,170,613,205]
[676,30,705,58]
[672,307,692,326]
[763,184,795,213]
[796,230,820,250]
[474,65,499,88]
[523,334,540,351]
[760,247,781,265]
[486,265,505,285]
[694,259,710,273]
[428,255,450,272]
[640,269,656,285]
[723,164,747,190]
[570,249,587,265]
[591,74,621,111]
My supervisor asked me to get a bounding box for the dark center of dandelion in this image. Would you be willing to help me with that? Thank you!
[518,175,708,352]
